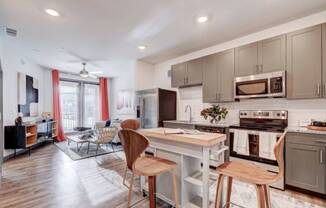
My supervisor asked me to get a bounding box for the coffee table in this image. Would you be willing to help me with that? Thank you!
[66,131,93,152]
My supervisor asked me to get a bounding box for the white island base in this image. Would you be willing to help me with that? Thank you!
[140,128,227,208]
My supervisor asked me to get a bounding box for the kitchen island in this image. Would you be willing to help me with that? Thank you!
[140,128,227,208]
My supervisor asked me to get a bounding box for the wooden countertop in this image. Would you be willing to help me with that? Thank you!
[140,128,226,147]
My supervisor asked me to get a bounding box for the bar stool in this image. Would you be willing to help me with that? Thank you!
[121,119,141,130]
[120,119,141,187]
[215,132,286,208]
[119,129,179,208]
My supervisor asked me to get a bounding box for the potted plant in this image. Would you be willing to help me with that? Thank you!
[200,105,228,124]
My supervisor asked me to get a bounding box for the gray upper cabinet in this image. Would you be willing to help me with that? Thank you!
[202,54,218,103]
[322,24,326,98]
[186,58,203,86]
[235,42,259,77]
[171,58,203,88]
[286,133,326,194]
[235,35,286,77]
[217,49,235,102]
[286,25,322,99]
[260,35,286,73]
[202,49,235,103]
[171,63,186,88]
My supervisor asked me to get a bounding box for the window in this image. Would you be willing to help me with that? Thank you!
[60,81,79,130]
[84,84,100,127]
[60,80,100,131]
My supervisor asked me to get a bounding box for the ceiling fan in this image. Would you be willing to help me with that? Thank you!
[79,62,102,78]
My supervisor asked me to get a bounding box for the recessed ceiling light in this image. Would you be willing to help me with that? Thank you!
[197,16,208,23]
[45,9,60,17]
[138,45,147,50]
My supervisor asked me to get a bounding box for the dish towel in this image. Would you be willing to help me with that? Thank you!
[233,130,249,155]
[259,132,277,160]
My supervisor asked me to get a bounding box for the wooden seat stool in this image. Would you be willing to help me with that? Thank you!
[215,132,286,208]
[120,119,141,188]
[119,129,179,208]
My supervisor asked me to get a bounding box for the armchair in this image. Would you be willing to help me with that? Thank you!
[88,126,118,155]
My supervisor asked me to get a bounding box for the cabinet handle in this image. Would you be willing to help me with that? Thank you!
[184,77,188,85]
[255,64,259,74]
[260,64,263,73]
[320,149,324,164]
[324,83,326,97]
[316,140,326,145]
[317,83,321,96]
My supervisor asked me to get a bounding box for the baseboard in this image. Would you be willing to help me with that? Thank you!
[285,184,326,199]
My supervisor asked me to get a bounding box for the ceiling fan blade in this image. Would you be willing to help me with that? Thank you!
[89,74,98,79]
[89,71,103,74]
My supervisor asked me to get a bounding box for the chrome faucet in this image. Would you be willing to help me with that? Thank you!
[185,105,192,122]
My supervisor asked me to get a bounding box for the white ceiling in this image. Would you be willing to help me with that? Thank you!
[1,0,326,77]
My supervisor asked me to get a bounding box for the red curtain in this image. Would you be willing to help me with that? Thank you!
[52,70,65,142]
[99,77,109,120]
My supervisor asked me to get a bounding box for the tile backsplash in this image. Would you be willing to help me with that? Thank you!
[177,86,326,126]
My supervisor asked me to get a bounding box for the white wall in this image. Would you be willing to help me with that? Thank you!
[134,61,155,91]
[43,69,52,113]
[2,38,52,157]
[109,60,155,120]
[0,27,4,175]
[2,42,51,125]
[0,28,3,61]
[153,10,326,127]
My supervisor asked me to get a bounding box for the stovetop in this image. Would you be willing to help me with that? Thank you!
[229,110,288,133]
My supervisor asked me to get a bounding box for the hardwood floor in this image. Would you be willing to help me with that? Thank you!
[0,144,168,208]
[0,144,325,208]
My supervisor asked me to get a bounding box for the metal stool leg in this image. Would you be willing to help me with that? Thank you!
[87,142,90,154]
[123,166,129,188]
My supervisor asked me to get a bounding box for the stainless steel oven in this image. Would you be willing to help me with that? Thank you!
[234,71,286,99]
[229,110,288,190]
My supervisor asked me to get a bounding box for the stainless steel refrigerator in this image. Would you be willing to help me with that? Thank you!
[0,60,3,179]
[136,88,176,129]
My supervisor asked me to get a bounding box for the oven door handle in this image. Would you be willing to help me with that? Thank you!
[247,130,260,136]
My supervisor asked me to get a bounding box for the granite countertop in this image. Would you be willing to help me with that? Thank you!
[286,126,326,135]
[163,120,238,128]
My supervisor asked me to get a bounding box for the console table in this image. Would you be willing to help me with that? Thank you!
[4,120,57,157]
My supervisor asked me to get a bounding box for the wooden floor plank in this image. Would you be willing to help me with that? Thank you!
[0,144,325,208]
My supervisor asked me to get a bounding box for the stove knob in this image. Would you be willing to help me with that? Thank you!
[277,113,281,117]
[244,113,247,116]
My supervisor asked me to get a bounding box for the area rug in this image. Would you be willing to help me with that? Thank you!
[210,179,325,208]
[141,177,324,208]
[55,141,123,161]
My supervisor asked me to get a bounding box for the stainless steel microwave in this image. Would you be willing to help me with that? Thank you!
[234,71,286,99]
